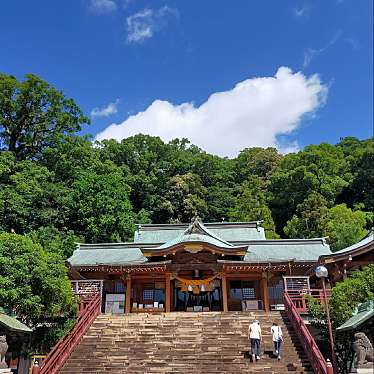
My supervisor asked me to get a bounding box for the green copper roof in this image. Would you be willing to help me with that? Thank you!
[157,233,236,249]
[155,218,243,250]
[68,247,147,266]
[134,221,265,243]
[70,222,331,267]
[140,218,247,255]
[337,300,374,332]
[0,311,32,333]
[242,239,331,262]
[325,229,373,256]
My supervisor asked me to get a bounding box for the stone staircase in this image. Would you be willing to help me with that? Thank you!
[60,311,313,374]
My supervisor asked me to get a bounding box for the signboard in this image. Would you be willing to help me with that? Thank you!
[105,294,125,314]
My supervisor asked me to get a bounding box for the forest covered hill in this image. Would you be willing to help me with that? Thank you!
[0,74,373,257]
[0,73,373,351]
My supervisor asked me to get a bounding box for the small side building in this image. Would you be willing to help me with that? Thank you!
[0,308,32,373]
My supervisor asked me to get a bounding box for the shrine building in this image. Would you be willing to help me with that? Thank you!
[67,218,333,314]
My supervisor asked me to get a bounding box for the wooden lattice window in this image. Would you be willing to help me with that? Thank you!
[283,276,310,291]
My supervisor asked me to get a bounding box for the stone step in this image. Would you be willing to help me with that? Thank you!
[59,311,312,373]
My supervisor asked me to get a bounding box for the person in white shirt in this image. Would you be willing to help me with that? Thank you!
[271,322,283,360]
[248,319,262,361]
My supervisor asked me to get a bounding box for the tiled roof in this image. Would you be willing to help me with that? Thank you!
[318,229,373,264]
[134,221,265,243]
[0,311,32,333]
[243,239,331,262]
[155,219,242,250]
[68,247,147,266]
[337,300,374,332]
[69,221,331,266]
[326,229,373,256]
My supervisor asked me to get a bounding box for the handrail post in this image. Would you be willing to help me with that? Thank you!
[326,359,333,374]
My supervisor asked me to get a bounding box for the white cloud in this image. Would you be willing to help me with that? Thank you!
[294,5,310,17]
[126,6,178,43]
[303,30,342,68]
[91,99,119,117]
[95,67,328,157]
[344,37,360,50]
[89,0,117,14]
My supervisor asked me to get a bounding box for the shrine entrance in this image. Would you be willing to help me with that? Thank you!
[173,277,223,312]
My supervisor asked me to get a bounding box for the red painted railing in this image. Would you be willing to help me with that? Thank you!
[36,293,101,374]
[286,288,331,313]
[284,292,331,374]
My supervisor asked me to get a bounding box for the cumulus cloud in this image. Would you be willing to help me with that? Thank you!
[95,67,328,157]
[126,6,178,43]
[89,0,117,14]
[91,99,119,117]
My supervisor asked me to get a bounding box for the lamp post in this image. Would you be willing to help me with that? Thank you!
[315,265,338,374]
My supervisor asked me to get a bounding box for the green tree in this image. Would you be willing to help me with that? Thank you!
[324,204,368,251]
[205,186,236,222]
[329,265,374,327]
[270,143,351,233]
[69,163,135,242]
[229,176,279,238]
[28,226,82,259]
[235,147,282,182]
[160,173,208,223]
[0,74,89,160]
[284,192,329,239]
[0,158,70,234]
[344,147,374,212]
[41,135,100,183]
[0,232,77,350]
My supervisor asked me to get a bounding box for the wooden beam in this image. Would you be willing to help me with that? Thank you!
[125,275,132,314]
[165,273,171,313]
[260,275,270,313]
[222,274,228,312]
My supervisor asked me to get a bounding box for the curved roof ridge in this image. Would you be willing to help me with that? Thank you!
[183,217,233,247]
[320,228,373,258]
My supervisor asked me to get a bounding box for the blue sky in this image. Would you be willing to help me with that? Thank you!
[0,0,372,156]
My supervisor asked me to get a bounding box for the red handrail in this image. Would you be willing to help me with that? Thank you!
[37,293,101,374]
[284,292,329,374]
[286,289,332,313]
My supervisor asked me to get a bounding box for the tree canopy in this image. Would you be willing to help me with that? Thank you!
[0,232,77,350]
[0,74,89,160]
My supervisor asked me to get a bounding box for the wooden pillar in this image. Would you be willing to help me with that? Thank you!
[165,274,171,313]
[125,275,132,314]
[222,274,228,312]
[260,273,269,312]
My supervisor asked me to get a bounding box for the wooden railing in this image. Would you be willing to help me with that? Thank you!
[35,293,101,374]
[284,292,331,374]
[286,288,331,313]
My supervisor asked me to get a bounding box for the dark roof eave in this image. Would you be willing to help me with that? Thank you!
[69,260,171,268]
[318,241,374,264]
[218,259,316,265]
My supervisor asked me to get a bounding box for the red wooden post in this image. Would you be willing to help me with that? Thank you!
[165,273,171,312]
[322,278,338,374]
